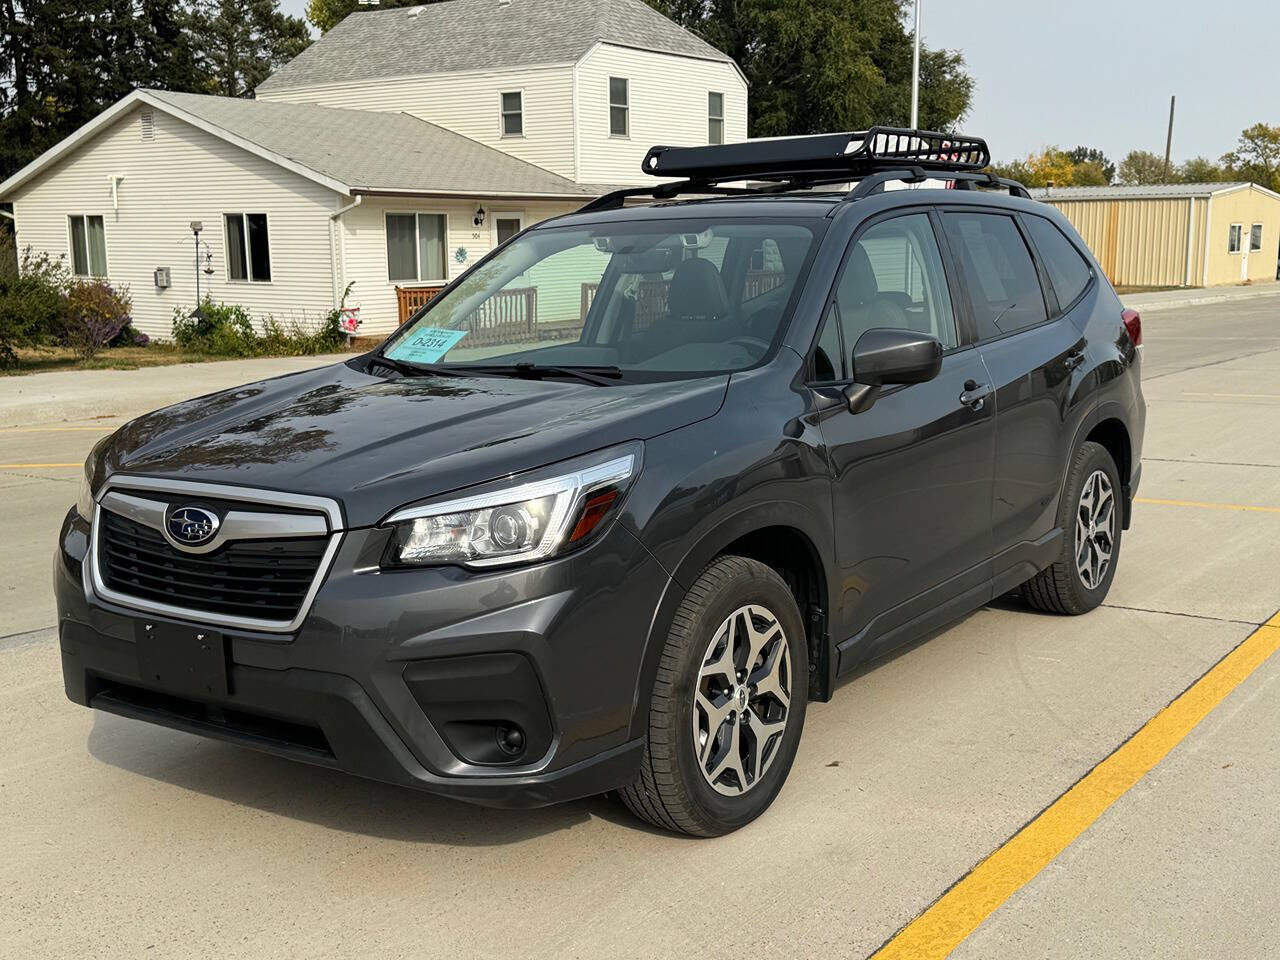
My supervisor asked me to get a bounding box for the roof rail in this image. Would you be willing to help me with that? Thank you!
[642,127,990,183]
[846,168,1033,201]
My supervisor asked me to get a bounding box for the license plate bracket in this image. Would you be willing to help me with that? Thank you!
[136,622,228,699]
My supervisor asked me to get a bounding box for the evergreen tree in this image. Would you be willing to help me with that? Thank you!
[192,0,311,98]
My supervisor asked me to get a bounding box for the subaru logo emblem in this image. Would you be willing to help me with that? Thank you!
[168,506,220,546]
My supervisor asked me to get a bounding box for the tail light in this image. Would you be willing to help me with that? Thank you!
[1121,309,1142,347]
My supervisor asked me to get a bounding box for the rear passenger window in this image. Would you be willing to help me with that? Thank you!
[1024,215,1092,309]
[830,214,958,355]
[943,212,1048,340]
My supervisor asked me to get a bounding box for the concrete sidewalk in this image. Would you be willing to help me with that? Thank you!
[0,353,348,428]
[1122,280,1280,313]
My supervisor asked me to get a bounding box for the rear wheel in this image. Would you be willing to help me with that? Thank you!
[619,556,808,836]
[1022,440,1122,614]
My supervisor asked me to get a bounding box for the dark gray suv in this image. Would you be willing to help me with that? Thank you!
[56,129,1145,836]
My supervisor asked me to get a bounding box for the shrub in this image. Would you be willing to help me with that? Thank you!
[62,279,133,359]
[172,290,350,358]
[0,247,71,366]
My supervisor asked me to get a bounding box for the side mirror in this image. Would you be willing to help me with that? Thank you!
[843,328,943,414]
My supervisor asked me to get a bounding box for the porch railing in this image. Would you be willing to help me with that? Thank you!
[465,287,538,345]
[396,285,445,324]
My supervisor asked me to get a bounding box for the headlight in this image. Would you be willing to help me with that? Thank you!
[76,435,112,522]
[383,453,636,569]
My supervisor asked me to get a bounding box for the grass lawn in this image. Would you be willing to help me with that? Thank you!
[1112,284,1185,295]
[3,342,361,376]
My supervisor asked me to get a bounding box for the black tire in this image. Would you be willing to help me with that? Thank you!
[1022,440,1122,615]
[619,555,808,836]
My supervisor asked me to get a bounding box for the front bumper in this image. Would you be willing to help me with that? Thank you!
[56,508,670,808]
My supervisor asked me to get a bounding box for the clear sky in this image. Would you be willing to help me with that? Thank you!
[279,0,1279,166]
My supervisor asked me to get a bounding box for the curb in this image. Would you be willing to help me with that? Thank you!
[1125,286,1280,313]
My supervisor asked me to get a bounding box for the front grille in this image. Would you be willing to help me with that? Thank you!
[98,509,328,622]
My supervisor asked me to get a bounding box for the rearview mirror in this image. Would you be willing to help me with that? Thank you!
[844,328,943,414]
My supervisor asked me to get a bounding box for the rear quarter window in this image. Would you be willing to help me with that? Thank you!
[1024,215,1092,309]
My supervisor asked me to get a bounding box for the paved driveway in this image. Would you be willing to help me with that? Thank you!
[2,304,1277,959]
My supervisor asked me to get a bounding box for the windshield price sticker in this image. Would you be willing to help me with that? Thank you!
[388,327,467,364]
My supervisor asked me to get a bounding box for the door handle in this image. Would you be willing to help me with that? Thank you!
[1064,350,1085,371]
[959,380,991,410]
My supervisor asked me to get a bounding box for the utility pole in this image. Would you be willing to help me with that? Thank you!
[910,0,922,129]
[1163,95,1176,182]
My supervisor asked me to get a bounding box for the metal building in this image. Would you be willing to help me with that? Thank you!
[1030,182,1280,288]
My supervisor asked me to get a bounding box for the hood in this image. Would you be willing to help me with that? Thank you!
[100,360,728,528]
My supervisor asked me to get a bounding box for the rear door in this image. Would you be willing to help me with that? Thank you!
[815,212,995,660]
[939,208,1092,576]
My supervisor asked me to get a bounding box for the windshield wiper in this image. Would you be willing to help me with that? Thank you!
[368,355,464,379]
[456,363,625,386]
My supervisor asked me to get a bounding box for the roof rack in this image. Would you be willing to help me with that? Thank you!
[642,127,989,182]
[576,127,1030,213]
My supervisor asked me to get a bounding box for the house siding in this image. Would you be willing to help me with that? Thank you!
[337,195,585,336]
[10,105,342,339]
[257,65,578,181]
[574,44,747,185]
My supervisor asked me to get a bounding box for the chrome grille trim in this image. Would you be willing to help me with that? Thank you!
[84,475,345,634]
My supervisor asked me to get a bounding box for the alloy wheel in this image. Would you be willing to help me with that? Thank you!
[692,604,792,797]
[1076,468,1115,590]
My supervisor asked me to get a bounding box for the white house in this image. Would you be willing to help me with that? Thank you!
[0,0,747,340]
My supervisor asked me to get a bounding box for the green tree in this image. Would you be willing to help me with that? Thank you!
[306,0,435,33]
[191,0,310,98]
[1066,146,1114,184]
[1221,123,1280,191]
[0,0,210,181]
[1116,149,1171,185]
[1178,155,1226,183]
[988,146,1108,188]
[647,0,974,138]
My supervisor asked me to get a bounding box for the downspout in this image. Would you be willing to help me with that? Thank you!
[328,195,362,308]
[1184,196,1194,287]
[0,208,14,221]
[1202,194,1213,287]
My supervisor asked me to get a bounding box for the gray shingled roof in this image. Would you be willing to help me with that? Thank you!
[1030,182,1257,201]
[146,90,599,197]
[258,0,733,93]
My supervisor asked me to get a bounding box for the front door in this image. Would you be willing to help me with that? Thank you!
[494,213,524,247]
[815,213,996,661]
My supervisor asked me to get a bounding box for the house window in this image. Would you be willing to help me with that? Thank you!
[609,77,629,137]
[225,213,271,282]
[386,212,447,284]
[1250,223,1264,252]
[1228,223,1242,254]
[500,91,522,137]
[708,92,724,144]
[67,215,107,277]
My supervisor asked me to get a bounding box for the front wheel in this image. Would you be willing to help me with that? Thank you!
[619,556,808,836]
[1022,440,1123,614]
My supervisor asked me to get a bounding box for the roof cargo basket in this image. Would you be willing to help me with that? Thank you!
[641,127,990,182]
[576,127,1027,214]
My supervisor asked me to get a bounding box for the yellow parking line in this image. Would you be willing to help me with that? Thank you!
[1135,497,1280,514]
[0,462,81,468]
[870,612,1280,960]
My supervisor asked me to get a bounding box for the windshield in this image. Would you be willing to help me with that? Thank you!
[381,217,821,379]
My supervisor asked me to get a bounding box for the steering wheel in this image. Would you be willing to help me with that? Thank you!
[727,336,770,354]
